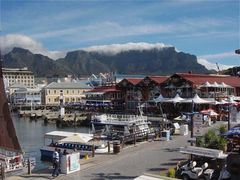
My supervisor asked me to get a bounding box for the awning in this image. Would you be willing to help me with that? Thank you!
[180,146,228,159]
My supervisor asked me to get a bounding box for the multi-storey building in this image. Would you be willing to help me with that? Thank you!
[42,82,92,105]
[2,67,35,89]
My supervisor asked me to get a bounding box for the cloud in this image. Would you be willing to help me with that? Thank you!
[0,34,66,59]
[197,58,234,71]
[198,51,237,60]
[83,42,172,55]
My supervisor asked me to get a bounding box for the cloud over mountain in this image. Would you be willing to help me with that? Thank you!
[83,42,172,55]
[0,34,66,60]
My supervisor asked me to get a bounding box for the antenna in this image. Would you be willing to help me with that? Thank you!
[216,63,220,74]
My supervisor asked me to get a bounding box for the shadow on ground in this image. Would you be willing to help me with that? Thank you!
[89,172,137,180]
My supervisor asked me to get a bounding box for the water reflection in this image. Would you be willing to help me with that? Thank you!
[11,113,90,170]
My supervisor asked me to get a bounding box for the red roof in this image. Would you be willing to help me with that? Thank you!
[148,76,169,84]
[124,78,143,85]
[176,73,240,87]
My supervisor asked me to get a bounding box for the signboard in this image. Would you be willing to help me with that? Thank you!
[193,113,203,137]
[230,106,237,122]
[70,153,80,171]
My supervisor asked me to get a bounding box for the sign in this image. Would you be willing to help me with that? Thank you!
[70,153,80,171]
[230,106,237,122]
[193,113,203,137]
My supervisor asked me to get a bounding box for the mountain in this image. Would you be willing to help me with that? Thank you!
[3,47,72,77]
[3,46,211,77]
[57,47,210,76]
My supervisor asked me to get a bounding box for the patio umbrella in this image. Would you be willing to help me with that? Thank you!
[182,94,214,104]
[153,94,168,103]
[165,93,185,103]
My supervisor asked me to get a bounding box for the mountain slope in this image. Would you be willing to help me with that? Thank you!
[3,48,72,77]
[57,47,210,76]
[3,46,211,77]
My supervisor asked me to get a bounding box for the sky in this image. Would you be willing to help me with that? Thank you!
[0,0,239,69]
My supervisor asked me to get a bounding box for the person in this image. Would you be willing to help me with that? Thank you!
[58,149,62,173]
[63,149,69,155]
[52,148,59,177]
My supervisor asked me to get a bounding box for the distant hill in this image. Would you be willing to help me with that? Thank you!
[3,46,211,77]
[220,66,240,76]
[3,47,73,77]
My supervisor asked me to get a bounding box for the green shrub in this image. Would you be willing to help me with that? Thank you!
[219,125,227,134]
[167,168,175,178]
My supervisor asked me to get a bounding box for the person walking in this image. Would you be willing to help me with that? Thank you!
[58,149,62,173]
[52,148,59,177]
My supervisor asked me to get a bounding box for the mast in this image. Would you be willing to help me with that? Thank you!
[0,49,22,153]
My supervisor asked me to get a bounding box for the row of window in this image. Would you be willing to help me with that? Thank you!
[48,97,82,103]
[47,89,86,95]
[4,75,33,79]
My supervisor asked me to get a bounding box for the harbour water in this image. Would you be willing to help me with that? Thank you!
[11,113,90,170]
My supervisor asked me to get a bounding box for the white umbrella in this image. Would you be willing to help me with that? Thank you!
[153,94,169,103]
[220,82,233,88]
[200,81,212,88]
[182,94,214,104]
[166,94,185,103]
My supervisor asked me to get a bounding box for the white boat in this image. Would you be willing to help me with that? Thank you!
[91,106,151,137]
[40,131,112,161]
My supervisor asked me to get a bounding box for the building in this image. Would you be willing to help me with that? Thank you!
[84,86,124,110]
[11,87,42,106]
[42,82,92,105]
[164,73,240,98]
[2,67,35,88]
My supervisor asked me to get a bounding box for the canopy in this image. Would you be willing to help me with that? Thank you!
[220,82,233,88]
[153,94,169,103]
[201,108,218,116]
[58,134,88,144]
[182,94,214,104]
[180,146,228,159]
[165,94,185,103]
[200,81,212,88]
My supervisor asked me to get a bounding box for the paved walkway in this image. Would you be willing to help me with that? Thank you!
[7,121,226,180]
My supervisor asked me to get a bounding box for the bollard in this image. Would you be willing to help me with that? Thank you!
[28,158,31,175]
[107,141,110,154]
[1,163,5,180]
[92,145,95,157]
[134,133,136,146]
[146,132,149,141]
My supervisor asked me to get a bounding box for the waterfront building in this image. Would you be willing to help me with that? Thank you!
[42,82,92,105]
[117,78,143,111]
[11,87,42,105]
[84,86,124,110]
[2,67,35,88]
[164,73,240,98]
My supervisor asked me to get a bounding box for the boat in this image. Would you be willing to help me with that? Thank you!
[0,55,35,174]
[40,131,112,161]
[91,106,152,139]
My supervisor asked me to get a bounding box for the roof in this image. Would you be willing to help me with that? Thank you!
[175,73,240,87]
[122,78,143,85]
[44,131,93,142]
[45,82,92,89]
[148,76,169,84]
